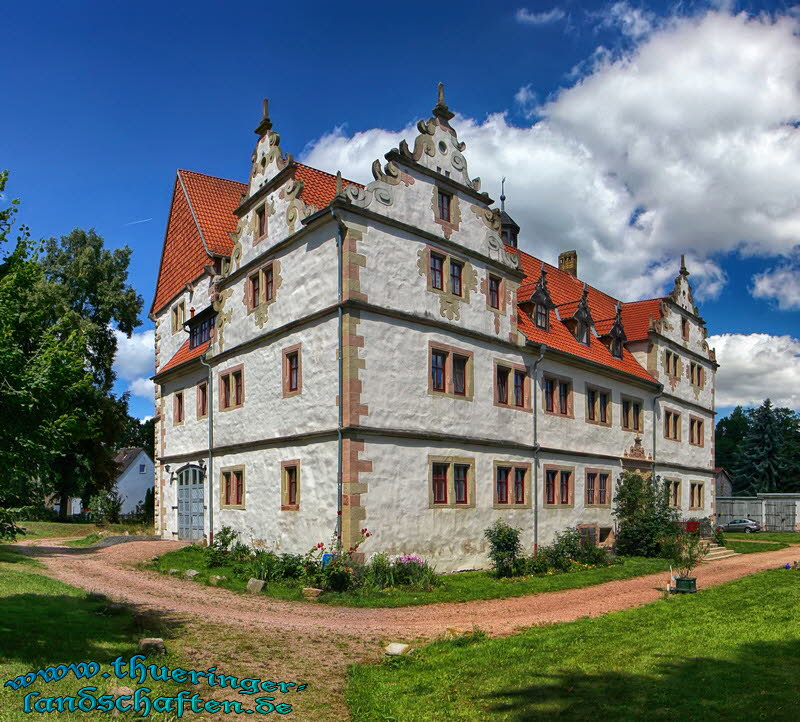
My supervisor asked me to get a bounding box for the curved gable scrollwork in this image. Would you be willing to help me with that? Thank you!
[486,233,519,269]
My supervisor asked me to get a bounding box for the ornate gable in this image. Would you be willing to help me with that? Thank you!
[249,98,293,197]
[667,255,701,316]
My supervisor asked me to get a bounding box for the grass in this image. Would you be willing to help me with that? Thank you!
[0,546,188,721]
[14,521,154,542]
[145,546,671,608]
[346,569,800,721]
[724,540,788,554]
[64,532,105,548]
[726,532,800,544]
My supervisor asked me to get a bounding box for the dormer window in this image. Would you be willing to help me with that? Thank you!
[611,337,623,359]
[535,304,548,331]
[577,321,590,345]
[437,189,451,222]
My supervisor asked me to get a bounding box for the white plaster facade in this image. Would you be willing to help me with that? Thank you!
[151,90,718,571]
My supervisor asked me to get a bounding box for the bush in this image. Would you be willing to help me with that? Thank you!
[613,471,679,557]
[661,531,708,578]
[484,520,523,577]
[88,491,123,525]
[365,553,394,588]
[204,526,239,567]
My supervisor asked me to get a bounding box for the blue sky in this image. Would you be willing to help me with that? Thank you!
[2,0,799,420]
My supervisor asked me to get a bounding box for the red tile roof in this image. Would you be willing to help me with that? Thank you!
[159,339,210,374]
[151,165,360,315]
[620,298,665,341]
[512,247,662,383]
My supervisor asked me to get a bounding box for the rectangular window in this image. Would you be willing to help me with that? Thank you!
[667,479,681,508]
[282,346,302,397]
[256,205,267,238]
[599,393,608,423]
[431,253,444,290]
[432,463,448,504]
[139,464,146,474]
[514,468,526,504]
[682,317,689,340]
[586,472,596,506]
[489,276,500,309]
[454,464,468,504]
[450,260,463,297]
[559,381,569,415]
[281,461,300,510]
[599,474,608,505]
[587,389,597,421]
[496,467,510,504]
[544,378,555,413]
[496,366,509,405]
[222,468,244,508]
[689,417,704,446]
[437,189,451,222]
[265,265,274,301]
[664,409,681,440]
[174,391,184,424]
[586,386,610,425]
[560,471,571,505]
[453,355,467,396]
[431,350,447,392]
[220,368,244,410]
[197,381,208,419]
[690,482,704,509]
[514,370,525,407]
[171,301,185,334]
[545,469,556,505]
[249,272,260,309]
[622,397,642,431]
[690,362,704,388]
[535,303,548,330]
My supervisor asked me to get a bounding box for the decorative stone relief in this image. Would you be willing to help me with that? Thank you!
[624,436,652,461]
[471,204,501,234]
[431,185,461,239]
[486,233,519,269]
[417,247,477,321]
[342,183,393,210]
[212,288,233,351]
[253,260,282,330]
[283,180,316,234]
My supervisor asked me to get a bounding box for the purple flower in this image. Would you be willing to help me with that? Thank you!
[399,555,424,566]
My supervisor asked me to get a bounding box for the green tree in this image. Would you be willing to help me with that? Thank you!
[732,399,786,495]
[0,172,96,508]
[714,405,750,472]
[612,470,679,557]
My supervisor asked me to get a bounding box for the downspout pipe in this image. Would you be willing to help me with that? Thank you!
[531,344,547,554]
[199,353,214,545]
[651,387,664,483]
[330,207,344,552]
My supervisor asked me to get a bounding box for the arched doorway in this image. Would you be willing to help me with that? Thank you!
[176,465,205,541]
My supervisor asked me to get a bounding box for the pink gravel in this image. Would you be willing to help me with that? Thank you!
[15,539,800,639]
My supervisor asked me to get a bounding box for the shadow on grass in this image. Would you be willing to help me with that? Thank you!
[0,590,186,670]
[482,639,800,721]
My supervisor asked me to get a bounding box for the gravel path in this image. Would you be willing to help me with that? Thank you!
[16,539,800,640]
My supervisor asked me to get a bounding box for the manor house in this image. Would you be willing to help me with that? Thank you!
[151,87,717,570]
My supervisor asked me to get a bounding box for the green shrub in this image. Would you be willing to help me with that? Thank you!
[365,553,395,588]
[204,526,239,567]
[88,491,123,525]
[484,520,523,578]
[613,470,679,557]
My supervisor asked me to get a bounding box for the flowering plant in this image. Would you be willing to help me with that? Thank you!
[662,531,708,578]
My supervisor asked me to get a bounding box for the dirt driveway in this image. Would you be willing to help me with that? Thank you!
[17,539,800,639]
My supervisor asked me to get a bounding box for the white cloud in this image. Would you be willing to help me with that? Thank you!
[139,415,153,423]
[708,333,800,409]
[129,376,155,402]
[751,262,800,310]
[595,2,656,39]
[113,328,154,382]
[301,8,800,301]
[516,7,566,26]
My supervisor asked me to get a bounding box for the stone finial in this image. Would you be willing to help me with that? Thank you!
[680,254,689,276]
[432,81,455,121]
[254,96,273,135]
[335,170,344,198]
[500,177,506,211]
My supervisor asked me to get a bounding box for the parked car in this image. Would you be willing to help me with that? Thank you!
[721,518,761,533]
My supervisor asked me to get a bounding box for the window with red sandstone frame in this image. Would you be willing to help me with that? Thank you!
[454,464,469,504]
[489,275,500,309]
[431,350,446,392]
[221,467,244,508]
[430,253,445,290]
[432,463,448,504]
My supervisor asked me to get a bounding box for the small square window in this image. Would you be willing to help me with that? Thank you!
[681,317,689,340]
[221,468,245,508]
[173,391,184,424]
[171,301,186,334]
[220,368,244,410]
[139,464,146,474]
[535,303,548,330]
[256,205,267,238]
[197,381,208,419]
[282,346,302,397]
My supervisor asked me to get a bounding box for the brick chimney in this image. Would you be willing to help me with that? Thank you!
[558,250,578,278]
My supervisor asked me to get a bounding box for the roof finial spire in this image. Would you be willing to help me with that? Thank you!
[432,81,455,121]
[255,96,273,135]
[500,177,506,211]
[680,254,689,276]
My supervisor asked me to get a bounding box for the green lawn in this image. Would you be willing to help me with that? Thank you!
[15,521,154,545]
[724,540,788,554]
[0,546,187,721]
[346,569,800,721]
[725,532,800,543]
[146,546,671,608]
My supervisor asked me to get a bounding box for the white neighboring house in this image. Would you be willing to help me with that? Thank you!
[113,448,154,515]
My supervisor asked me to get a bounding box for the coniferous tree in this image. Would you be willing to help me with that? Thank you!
[714,405,749,472]
[732,399,785,495]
